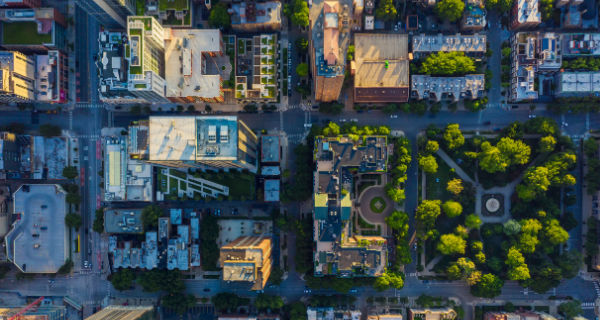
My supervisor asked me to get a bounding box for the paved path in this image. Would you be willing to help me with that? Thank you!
[436,148,475,184]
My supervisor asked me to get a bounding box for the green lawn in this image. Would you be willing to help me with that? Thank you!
[370,197,386,213]
[137,0,145,14]
[425,154,459,203]
[169,177,179,193]
[159,0,188,11]
[200,173,254,199]
[238,39,246,55]
[357,214,375,229]
[180,180,187,191]
[157,171,168,192]
[3,22,52,45]
[169,169,187,179]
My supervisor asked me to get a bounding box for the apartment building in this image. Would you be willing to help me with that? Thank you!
[309,0,348,102]
[147,116,259,172]
[412,33,486,60]
[312,135,388,278]
[235,34,278,103]
[230,1,281,31]
[461,0,486,31]
[164,29,231,103]
[484,310,560,320]
[126,16,169,103]
[84,306,154,320]
[75,0,129,28]
[508,32,562,102]
[352,34,409,103]
[36,50,68,103]
[0,51,35,103]
[509,0,541,30]
[97,30,147,104]
[411,75,485,101]
[307,308,361,320]
[0,132,20,173]
[220,236,273,290]
[554,71,600,97]
[562,33,600,56]
[145,0,192,28]
[0,8,68,54]
[408,308,457,320]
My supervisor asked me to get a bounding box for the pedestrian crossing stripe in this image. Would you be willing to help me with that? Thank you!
[76,104,105,109]
[78,135,100,139]
[582,303,595,307]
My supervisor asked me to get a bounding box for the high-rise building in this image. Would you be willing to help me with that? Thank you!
[84,306,154,320]
[0,51,36,103]
[126,16,169,103]
[164,29,232,103]
[0,8,68,54]
[309,1,347,102]
[75,0,132,29]
[220,236,273,290]
[147,116,259,171]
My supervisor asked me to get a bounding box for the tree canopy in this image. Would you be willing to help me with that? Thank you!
[39,124,61,137]
[268,266,285,286]
[290,0,309,26]
[558,300,582,320]
[137,269,186,294]
[295,37,309,54]
[62,166,78,180]
[503,219,522,236]
[419,52,475,76]
[374,0,397,21]
[296,63,309,77]
[208,3,231,29]
[64,213,82,230]
[437,234,466,255]
[443,124,465,150]
[470,273,504,298]
[434,0,465,22]
[255,294,285,310]
[373,269,405,291]
[465,214,482,229]
[141,204,163,229]
[418,154,438,174]
[111,268,135,292]
[447,178,464,195]
[162,293,197,315]
[212,292,241,312]
[556,250,584,280]
[416,200,442,234]
[506,247,530,281]
[442,200,463,218]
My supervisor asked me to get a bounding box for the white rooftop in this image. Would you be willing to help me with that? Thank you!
[148,116,197,161]
[412,33,486,53]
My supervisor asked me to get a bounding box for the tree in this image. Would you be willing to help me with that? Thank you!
[64,213,83,230]
[442,201,462,218]
[291,0,309,26]
[187,105,195,113]
[496,137,531,166]
[212,292,241,312]
[584,138,599,159]
[129,105,141,115]
[479,142,506,173]
[296,63,309,77]
[543,219,569,245]
[162,293,197,315]
[138,269,186,294]
[0,266,10,279]
[68,184,79,194]
[443,124,465,150]
[560,211,578,231]
[415,294,435,308]
[374,269,405,291]
[556,250,584,279]
[93,208,104,233]
[66,193,81,205]
[39,124,62,137]
[111,268,135,292]
[255,294,284,310]
[385,183,405,203]
[419,52,475,76]
[141,204,163,229]
[425,140,439,154]
[346,45,355,61]
[539,135,556,153]
[374,0,397,21]
[437,234,466,255]
[434,0,465,22]
[503,219,522,236]
[418,154,438,174]
[447,178,463,195]
[506,248,530,281]
[465,214,482,229]
[322,122,341,136]
[208,3,231,29]
[558,300,582,320]
[416,200,442,231]
[470,274,504,298]
[487,257,503,273]
[295,37,309,54]
[57,259,74,275]
[504,302,516,312]
[385,210,409,232]
[62,166,78,180]
[268,266,285,286]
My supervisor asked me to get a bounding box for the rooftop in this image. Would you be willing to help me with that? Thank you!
[44,137,67,179]
[562,33,600,55]
[353,34,409,103]
[264,179,280,202]
[412,33,486,53]
[411,74,485,101]
[7,184,67,273]
[97,31,135,101]
[196,116,239,161]
[310,0,349,77]
[261,135,280,163]
[220,236,273,290]
[2,20,52,46]
[231,2,281,26]
[105,136,127,201]
[164,29,231,99]
[104,209,144,234]
[515,0,541,25]
[170,208,182,225]
[557,71,600,92]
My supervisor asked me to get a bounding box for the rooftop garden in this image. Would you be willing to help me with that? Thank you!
[261,66,275,75]
[262,86,276,98]
[236,84,244,90]
[261,36,275,45]
[159,0,188,11]
[3,21,52,45]
[136,0,145,14]
[238,39,246,55]
[261,46,274,55]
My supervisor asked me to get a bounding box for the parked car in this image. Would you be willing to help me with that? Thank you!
[47,279,55,283]
[390,115,398,118]
[562,122,569,127]
[351,118,358,122]
[528,115,537,118]
[204,288,211,292]
[483,121,491,125]
[349,289,357,293]
[304,286,312,293]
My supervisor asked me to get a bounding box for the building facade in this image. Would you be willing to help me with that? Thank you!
[75,0,127,28]
[408,308,457,320]
[230,2,281,31]
[220,236,273,290]
[126,16,169,103]
[0,51,35,103]
[412,33,487,60]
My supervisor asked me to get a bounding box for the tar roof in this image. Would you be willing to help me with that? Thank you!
[261,135,280,162]
[104,209,144,234]
[7,184,67,273]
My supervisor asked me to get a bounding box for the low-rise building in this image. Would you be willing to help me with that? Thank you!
[84,305,153,320]
[164,29,231,103]
[147,116,259,172]
[412,33,486,59]
[230,2,281,31]
[235,34,278,103]
[411,74,485,102]
[554,71,600,97]
[461,0,486,31]
[0,8,68,54]
[97,30,147,104]
[562,33,600,56]
[484,310,559,320]
[145,0,192,28]
[104,135,152,202]
[36,50,69,103]
[261,135,280,164]
[408,307,457,320]
[312,135,388,278]
[352,33,409,104]
[104,209,144,234]
[220,236,273,290]
[509,0,541,30]
[6,184,68,273]
[264,179,280,202]
[308,308,361,320]
[0,304,66,320]
[0,51,35,103]
[125,16,169,103]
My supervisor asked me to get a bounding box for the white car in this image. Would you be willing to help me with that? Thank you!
[528,115,537,118]
[390,115,398,118]
[339,119,347,123]
[562,122,569,127]
[351,118,358,122]
[304,123,312,128]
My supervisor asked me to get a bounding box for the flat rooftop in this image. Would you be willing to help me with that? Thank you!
[104,209,144,234]
[562,33,600,55]
[264,179,280,202]
[164,29,231,99]
[148,116,197,161]
[261,135,280,162]
[44,137,67,179]
[412,33,486,53]
[558,72,600,92]
[231,2,281,25]
[353,34,409,102]
[7,184,67,273]
[105,136,127,201]
[196,116,239,161]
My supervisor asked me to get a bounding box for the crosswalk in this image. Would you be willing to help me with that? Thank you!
[487,103,502,108]
[287,133,304,139]
[76,103,105,109]
[279,111,284,131]
[83,301,102,305]
[408,272,418,277]
[593,281,600,297]
[79,135,100,139]
[69,110,73,131]
[108,111,114,127]
[582,302,596,308]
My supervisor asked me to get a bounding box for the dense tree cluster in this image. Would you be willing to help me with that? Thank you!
[280,143,314,203]
[385,137,411,204]
[434,0,465,21]
[374,0,397,20]
[562,57,600,71]
[419,52,475,76]
[386,210,412,267]
[201,215,220,271]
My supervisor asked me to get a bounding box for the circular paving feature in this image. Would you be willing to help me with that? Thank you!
[486,198,501,213]
[481,193,504,217]
[370,197,387,213]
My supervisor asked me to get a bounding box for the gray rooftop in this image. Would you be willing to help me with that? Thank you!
[7,184,67,273]
[170,209,182,225]
[261,135,280,163]
[44,137,67,179]
[191,218,199,239]
[104,209,144,234]
[264,179,280,202]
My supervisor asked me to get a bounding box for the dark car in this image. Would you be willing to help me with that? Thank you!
[493,127,502,132]
[85,228,89,234]
[428,114,436,118]
[483,121,491,125]
[93,54,98,61]
[204,288,211,292]
[511,105,519,109]
[130,286,135,290]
